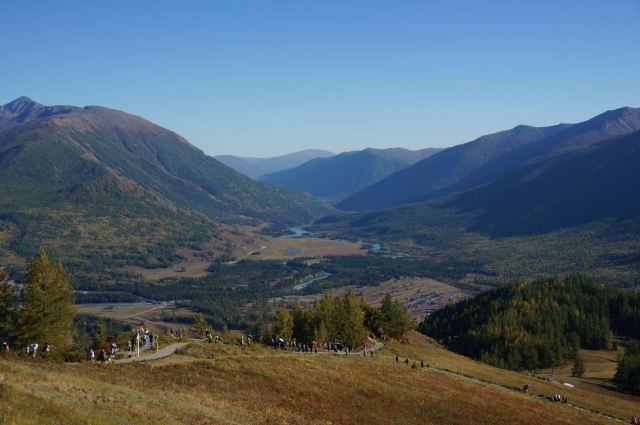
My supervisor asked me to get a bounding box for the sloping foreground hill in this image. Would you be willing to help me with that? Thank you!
[338,107,640,211]
[0,97,331,278]
[261,147,441,202]
[1,332,634,424]
[215,149,335,179]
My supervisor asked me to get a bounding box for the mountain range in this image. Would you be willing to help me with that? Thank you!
[215,149,335,179]
[260,147,441,202]
[316,106,640,285]
[337,107,640,212]
[0,97,331,277]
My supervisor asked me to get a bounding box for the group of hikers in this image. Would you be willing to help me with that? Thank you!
[270,338,355,354]
[168,326,186,338]
[550,393,568,404]
[395,355,425,368]
[87,342,119,362]
[1,340,51,358]
[87,326,156,362]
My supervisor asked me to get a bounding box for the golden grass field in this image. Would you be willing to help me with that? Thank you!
[1,331,637,424]
[538,346,624,385]
[248,237,365,260]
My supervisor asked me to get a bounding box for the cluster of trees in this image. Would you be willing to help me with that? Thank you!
[421,275,640,372]
[0,249,75,350]
[614,340,640,395]
[261,291,413,349]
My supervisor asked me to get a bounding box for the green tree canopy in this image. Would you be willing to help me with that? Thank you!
[19,249,75,349]
[271,307,293,341]
[378,293,414,339]
[0,269,16,343]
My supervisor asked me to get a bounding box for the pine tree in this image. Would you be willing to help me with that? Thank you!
[572,354,585,378]
[379,294,414,339]
[0,269,16,343]
[193,313,207,337]
[92,320,107,349]
[271,307,293,341]
[19,249,75,349]
[341,290,365,350]
[315,294,337,341]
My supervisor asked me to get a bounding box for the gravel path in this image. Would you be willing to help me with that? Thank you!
[114,343,187,364]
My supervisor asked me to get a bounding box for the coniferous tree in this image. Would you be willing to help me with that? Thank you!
[271,307,293,341]
[92,320,107,349]
[292,304,314,343]
[572,354,585,378]
[340,290,365,349]
[614,341,640,395]
[19,249,75,349]
[379,294,414,339]
[0,269,16,343]
[193,313,207,337]
[315,294,337,341]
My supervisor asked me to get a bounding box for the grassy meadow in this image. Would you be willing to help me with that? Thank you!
[1,332,636,424]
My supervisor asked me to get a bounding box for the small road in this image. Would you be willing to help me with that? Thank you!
[114,343,187,364]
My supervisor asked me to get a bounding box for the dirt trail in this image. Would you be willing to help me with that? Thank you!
[114,343,187,364]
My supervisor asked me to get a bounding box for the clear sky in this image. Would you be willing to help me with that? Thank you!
[1,1,639,157]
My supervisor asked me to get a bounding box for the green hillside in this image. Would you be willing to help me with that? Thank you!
[421,275,640,371]
[0,97,332,279]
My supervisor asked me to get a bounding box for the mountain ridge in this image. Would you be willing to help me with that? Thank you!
[337,106,640,212]
[260,147,442,202]
[215,149,335,178]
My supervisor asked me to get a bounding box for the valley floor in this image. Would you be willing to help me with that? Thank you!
[1,332,636,425]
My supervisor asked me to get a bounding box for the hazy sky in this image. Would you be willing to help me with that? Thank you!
[2,1,639,157]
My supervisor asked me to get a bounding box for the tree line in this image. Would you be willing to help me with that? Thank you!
[253,291,413,349]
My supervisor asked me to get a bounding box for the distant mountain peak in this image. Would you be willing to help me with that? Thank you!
[2,96,43,114]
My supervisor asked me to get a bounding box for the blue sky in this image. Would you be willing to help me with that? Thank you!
[1,1,639,157]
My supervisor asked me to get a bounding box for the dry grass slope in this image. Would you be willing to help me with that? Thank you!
[1,332,635,424]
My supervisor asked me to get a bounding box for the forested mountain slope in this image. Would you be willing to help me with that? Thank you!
[338,107,640,211]
[261,147,440,202]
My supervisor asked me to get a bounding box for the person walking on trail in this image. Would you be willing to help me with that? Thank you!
[420,360,424,368]
[43,343,51,357]
[88,348,95,362]
[2,341,9,353]
[395,355,399,364]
